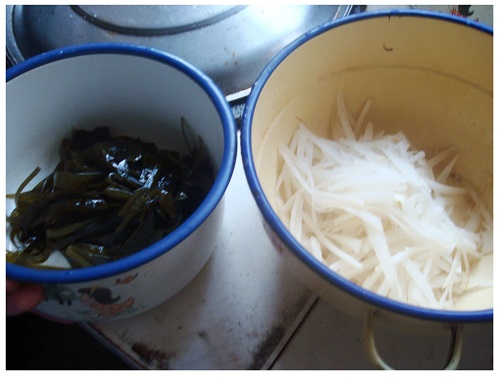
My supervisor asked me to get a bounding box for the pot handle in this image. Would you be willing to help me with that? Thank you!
[361,310,464,370]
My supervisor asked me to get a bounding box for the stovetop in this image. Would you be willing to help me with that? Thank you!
[6,5,354,98]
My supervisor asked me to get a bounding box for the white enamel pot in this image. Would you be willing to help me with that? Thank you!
[6,43,237,322]
[241,10,492,369]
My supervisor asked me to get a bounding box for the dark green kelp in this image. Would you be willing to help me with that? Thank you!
[7,125,214,269]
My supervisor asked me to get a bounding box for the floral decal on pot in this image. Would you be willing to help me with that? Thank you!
[78,286,135,318]
[41,270,148,320]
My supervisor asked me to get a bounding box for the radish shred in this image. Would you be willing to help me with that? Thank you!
[275,94,493,310]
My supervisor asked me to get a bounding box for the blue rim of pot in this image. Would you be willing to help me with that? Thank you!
[241,9,493,323]
[6,42,237,284]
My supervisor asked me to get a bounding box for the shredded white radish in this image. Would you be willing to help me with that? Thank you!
[275,94,493,310]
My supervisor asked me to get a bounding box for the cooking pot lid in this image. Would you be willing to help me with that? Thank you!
[6,5,352,98]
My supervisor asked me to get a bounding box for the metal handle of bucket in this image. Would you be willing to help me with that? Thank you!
[361,310,464,370]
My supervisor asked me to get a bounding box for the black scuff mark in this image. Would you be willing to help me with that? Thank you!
[197,330,209,342]
[131,342,174,369]
[248,324,286,370]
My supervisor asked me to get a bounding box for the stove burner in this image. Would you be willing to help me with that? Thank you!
[6,5,352,97]
[71,5,246,36]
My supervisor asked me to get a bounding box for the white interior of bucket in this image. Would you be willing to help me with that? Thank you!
[251,16,492,311]
[7,53,224,194]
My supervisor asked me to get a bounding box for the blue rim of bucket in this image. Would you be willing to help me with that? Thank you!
[6,42,237,284]
[241,9,493,323]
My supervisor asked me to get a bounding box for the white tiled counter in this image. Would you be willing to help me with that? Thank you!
[82,141,493,370]
[272,299,493,370]
[81,146,315,370]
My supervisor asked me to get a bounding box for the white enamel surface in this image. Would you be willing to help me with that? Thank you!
[251,16,492,314]
[6,51,229,321]
[84,150,313,368]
